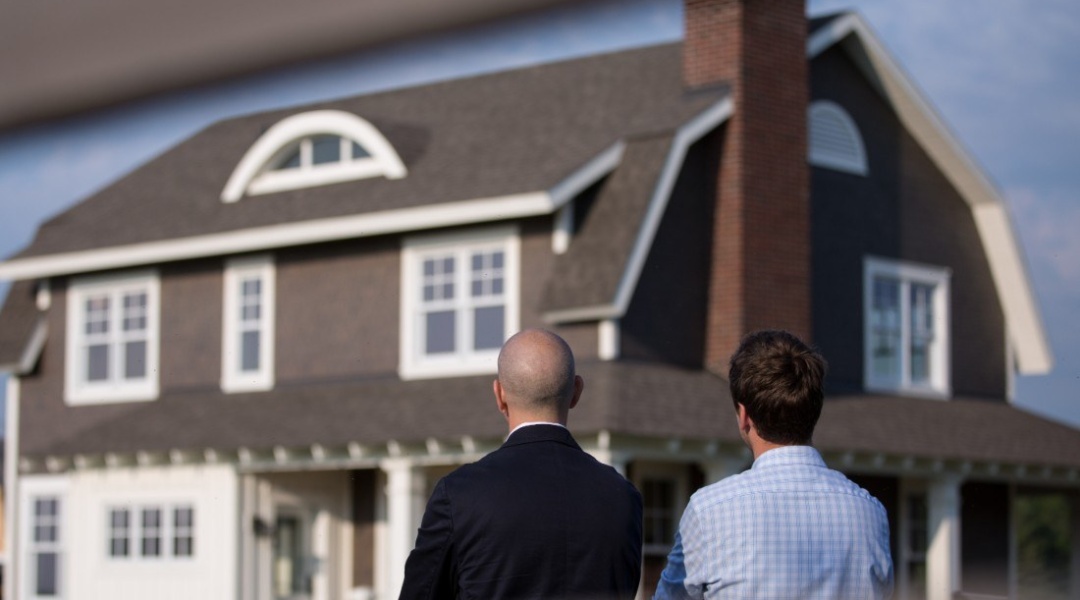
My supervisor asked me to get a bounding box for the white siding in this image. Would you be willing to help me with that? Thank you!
[19,465,239,600]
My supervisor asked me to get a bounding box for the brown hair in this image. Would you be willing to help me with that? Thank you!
[728,330,826,445]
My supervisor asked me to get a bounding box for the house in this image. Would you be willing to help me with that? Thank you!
[1,1,1079,599]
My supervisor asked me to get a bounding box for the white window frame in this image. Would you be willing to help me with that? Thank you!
[864,256,951,398]
[64,270,160,405]
[20,477,67,600]
[400,226,520,380]
[222,255,275,392]
[634,461,690,557]
[808,100,869,176]
[220,110,407,202]
[105,503,196,562]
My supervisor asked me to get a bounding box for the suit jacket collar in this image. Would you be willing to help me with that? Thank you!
[501,423,581,451]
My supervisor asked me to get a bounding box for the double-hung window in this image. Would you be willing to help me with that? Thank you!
[864,257,951,396]
[65,271,159,404]
[222,255,275,392]
[30,497,62,598]
[400,227,519,379]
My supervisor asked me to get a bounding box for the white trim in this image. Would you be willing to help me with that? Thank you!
[399,226,520,380]
[36,280,51,311]
[598,319,619,360]
[220,110,407,202]
[549,141,626,205]
[863,256,951,398]
[221,255,276,393]
[808,12,1051,375]
[0,192,553,281]
[808,100,869,175]
[545,98,734,323]
[4,377,20,600]
[552,203,574,255]
[64,270,160,405]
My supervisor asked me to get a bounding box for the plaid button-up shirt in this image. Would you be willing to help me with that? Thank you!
[654,445,893,600]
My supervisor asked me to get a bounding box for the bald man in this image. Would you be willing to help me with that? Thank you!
[399,329,643,600]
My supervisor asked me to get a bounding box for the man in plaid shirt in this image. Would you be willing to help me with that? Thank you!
[654,330,893,600]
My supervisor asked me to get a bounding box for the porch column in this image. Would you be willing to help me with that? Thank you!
[701,455,749,485]
[927,475,963,600]
[381,458,426,600]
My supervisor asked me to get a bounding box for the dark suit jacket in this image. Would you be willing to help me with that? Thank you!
[399,424,643,600]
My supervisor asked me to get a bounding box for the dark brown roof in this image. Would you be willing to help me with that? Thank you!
[541,134,675,313]
[0,280,42,371]
[20,360,737,458]
[0,0,578,129]
[816,394,1080,469]
[11,43,727,261]
[21,360,1080,471]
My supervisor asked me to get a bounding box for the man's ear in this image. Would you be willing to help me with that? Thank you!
[736,403,753,434]
[568,375,584,410]
[494,380,510,421]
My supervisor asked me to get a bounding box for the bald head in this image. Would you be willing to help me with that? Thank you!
[497,329,577,413]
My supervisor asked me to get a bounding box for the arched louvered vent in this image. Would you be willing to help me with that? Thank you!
[808,100,868,176]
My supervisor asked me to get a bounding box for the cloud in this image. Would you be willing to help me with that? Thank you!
[1007,187,1080,290]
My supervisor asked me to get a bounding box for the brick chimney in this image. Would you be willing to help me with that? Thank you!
[687,0,812,374]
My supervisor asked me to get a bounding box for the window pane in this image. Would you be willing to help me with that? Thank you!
[34,525,56,543]
[352,141,370,159]
[312,135,341,164]
[123,292,147,331]
[175,507,193,528]
[473,306,504,350]
[425,311,456,354]
[35,552,58,596]
[36,499,57,517]
[241,330,261,372]
[910,283,935,384]
[276,146,301,170]
[175,537,192,557]
[87,344,109,381]
[124,341,147,379]
[143,509,161,528]
[871,277,901,380]
[111,509,128,528]
[85,296,109,335]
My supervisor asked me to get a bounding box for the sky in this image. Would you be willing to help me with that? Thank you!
[0,0,1077,427]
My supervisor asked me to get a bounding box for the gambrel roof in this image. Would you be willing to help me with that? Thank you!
[808,12,1052,375]
[0,44,726,271]
[0,13,1050,377]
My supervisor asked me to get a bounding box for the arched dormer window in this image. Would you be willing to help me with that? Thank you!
[808,100,868,176]
[221,110,407,202]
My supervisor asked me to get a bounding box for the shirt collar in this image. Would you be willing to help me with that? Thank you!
[751,445,826,470]
[507,421,567,440]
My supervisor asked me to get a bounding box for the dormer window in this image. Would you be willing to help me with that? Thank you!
[808,100,868,176]
[221,110,407,202]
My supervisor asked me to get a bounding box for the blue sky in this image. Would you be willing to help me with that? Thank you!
[0,0,1077,427]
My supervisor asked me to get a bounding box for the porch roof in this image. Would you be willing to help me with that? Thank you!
[19,360,1080,479]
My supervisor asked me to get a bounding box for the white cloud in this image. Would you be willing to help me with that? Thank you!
[1007,187,1080,290]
